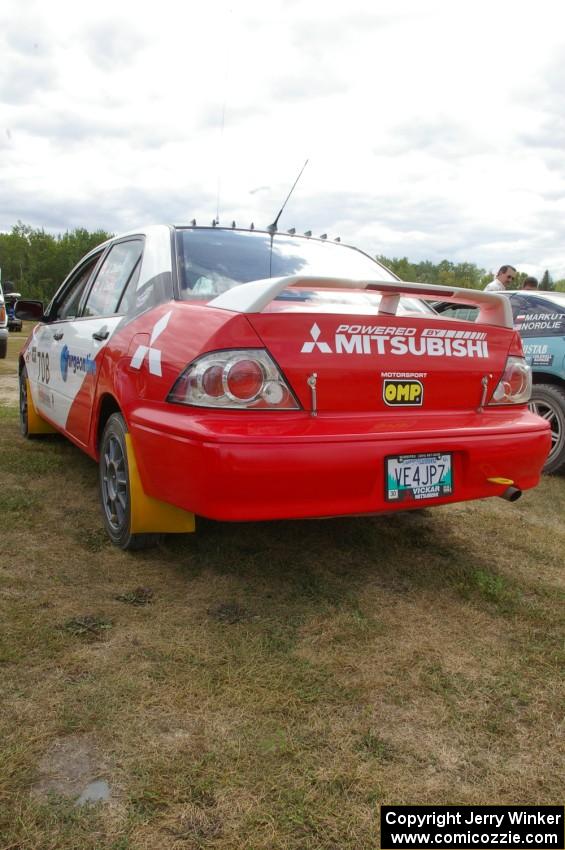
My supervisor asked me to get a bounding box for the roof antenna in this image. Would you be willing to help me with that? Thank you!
[267,159,309,235]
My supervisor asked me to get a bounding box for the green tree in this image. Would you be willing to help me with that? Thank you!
[377,255,487,289]
[539,269,554,291]
[0,223,112,302]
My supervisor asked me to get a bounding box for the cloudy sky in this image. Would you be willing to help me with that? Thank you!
[2,0,565,277]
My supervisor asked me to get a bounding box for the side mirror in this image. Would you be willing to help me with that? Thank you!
[15,299,46,321]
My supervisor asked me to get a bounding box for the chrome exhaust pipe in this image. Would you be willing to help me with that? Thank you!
[499,486,522,502]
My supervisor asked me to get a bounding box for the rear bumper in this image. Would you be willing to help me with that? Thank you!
[128,405,551,521]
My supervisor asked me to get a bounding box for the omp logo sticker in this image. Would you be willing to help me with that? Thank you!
[130,310,172,377]
[383,379,423,406]
[60,345,97,382]
[301,323,332,353]
[300,324,489,358]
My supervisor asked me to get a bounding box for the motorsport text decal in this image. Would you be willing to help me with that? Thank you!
[381,805,564,849]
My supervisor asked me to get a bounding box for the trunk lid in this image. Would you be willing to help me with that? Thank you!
[247,308,514,413]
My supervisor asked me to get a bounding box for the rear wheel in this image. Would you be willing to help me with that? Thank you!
[99,413,160,550]
[529,383,565,474]
[0,336,7,358]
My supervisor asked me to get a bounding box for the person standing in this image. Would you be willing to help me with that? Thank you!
[484,265,517,291]
[521,276,538,290]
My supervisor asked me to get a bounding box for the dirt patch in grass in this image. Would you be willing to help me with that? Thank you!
[0,372,18,405]
[32,733,111,802]
[0,323,25,399]
[0,378,563,848]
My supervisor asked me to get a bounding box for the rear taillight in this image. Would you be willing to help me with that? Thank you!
[0,305,6,323]
[488,356,532,405]
[168,349,301,410]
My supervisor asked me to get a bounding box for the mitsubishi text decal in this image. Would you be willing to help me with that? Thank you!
[300,323,489,358]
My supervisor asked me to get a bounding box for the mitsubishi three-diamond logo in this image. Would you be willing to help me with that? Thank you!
[130,310,172,376]
[300,323,332,353]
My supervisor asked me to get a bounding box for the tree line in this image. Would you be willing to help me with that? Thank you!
[0,222,563,302]
[0,222,113,301]
[378,256,564,292]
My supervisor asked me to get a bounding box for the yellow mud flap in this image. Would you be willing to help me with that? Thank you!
[26,379,57,434]
[125,433,195,534]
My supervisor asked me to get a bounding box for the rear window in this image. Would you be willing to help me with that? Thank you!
[176,228,398,299]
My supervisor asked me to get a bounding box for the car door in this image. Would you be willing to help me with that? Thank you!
[59,238,145,446]
[29,252,104,429]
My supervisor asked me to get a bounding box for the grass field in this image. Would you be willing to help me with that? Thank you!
[0,329,563,849]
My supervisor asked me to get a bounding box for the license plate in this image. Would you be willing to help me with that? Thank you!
[385,453,453,502]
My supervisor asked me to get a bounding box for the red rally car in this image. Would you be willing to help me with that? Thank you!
[16,225,551,549]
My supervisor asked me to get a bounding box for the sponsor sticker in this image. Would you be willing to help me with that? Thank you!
[523,343,555,367]
[60,345,97,382]
[530,354,554,366]
[383,379,423,406]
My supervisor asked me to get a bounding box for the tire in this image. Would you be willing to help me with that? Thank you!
[529,383,565,474]
[19,366,35,438]
[99,413,160,550]
[0,336,7,359]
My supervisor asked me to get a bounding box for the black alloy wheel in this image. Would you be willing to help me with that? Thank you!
[19,366,31,438]
[528,383,565,474]
[99,413,159,549]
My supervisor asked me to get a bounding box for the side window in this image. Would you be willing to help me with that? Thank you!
[116,258,142,315]
[511,296,565,338]
[83,240,144,318]
[55,254,102,321]
[116,265,170,317]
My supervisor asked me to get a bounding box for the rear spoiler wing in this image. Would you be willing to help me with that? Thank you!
[208,276,513,329]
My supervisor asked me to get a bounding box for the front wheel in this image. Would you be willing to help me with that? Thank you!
[99,413,160,550]
[20,366,35,438]
[529,383,565,474]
